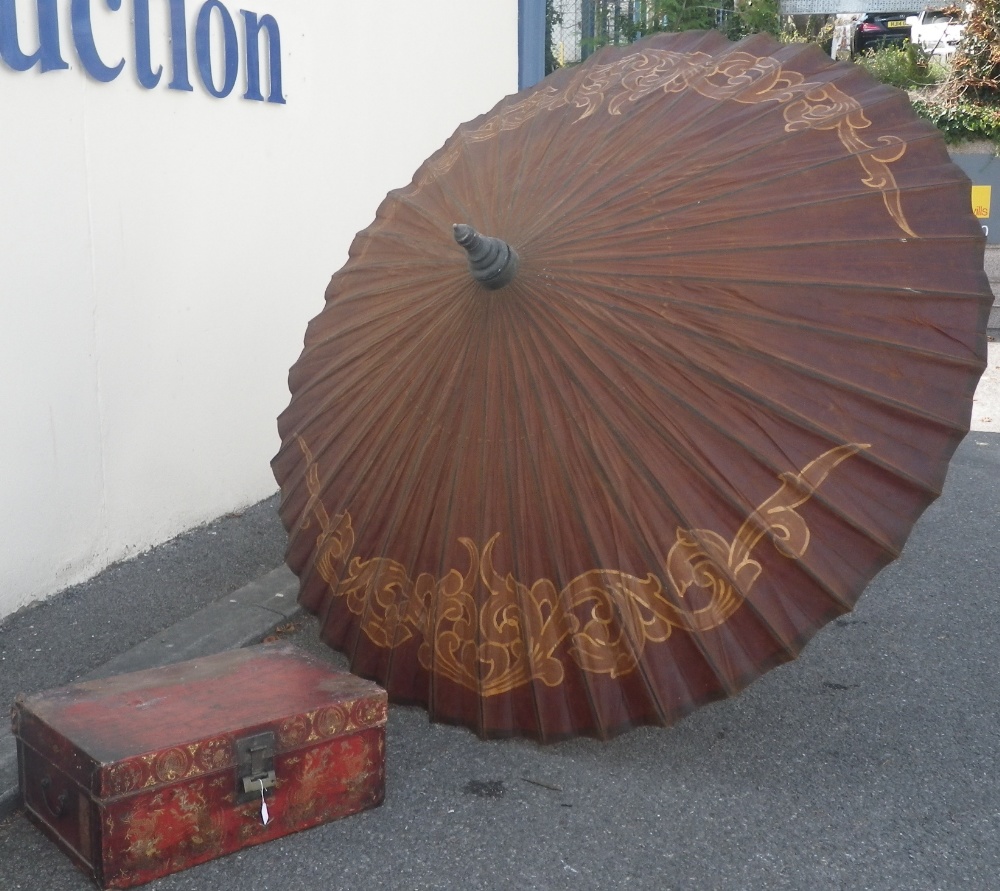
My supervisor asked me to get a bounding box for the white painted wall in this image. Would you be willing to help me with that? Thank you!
[0,0,518,618]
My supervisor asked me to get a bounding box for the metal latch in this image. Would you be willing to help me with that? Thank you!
[235,731,277,803]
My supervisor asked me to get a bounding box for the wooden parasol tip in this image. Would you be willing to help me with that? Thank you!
[453,223,519,290]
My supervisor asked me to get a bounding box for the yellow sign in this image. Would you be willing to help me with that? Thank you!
[972,185,991,219]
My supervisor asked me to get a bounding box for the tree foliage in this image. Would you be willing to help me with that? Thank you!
[948,0,1000,101]
[614,0,718,39]
[561,0,791,63]
[545,0,563,74]
[725,0,781,40]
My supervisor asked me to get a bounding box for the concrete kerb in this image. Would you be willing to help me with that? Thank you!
[0,564,300,822]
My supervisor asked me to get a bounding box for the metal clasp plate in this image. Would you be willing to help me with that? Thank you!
[235,731,277,803]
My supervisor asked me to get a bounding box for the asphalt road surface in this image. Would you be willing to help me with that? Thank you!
[2,430,998,891]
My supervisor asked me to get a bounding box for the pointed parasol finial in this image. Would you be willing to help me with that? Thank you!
[453,223,519,290]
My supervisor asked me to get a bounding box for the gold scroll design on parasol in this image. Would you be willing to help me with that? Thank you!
[298,438,867,697]
[427,48,914,237]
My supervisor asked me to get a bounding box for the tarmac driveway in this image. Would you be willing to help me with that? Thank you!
[1,382,998,890]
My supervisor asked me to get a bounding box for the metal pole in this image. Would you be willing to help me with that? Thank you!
[581,0,595,59]
[518,0,547,89]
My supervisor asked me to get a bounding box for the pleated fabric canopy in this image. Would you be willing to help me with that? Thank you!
[273,30,992,741]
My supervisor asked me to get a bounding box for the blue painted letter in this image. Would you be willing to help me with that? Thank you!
[242,11,283,104]
[71,0,125,82]
[195,0,237,98]
[0,0,68,71]
[133,0,160,88]
[167,0,192,92]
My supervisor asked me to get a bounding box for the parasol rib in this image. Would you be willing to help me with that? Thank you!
[274,29,991,741]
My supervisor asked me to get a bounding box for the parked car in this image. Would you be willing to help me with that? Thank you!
[831,12,918,59]
[908,8,965,58]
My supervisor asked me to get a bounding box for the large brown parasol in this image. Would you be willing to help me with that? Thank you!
[273,30,992,741]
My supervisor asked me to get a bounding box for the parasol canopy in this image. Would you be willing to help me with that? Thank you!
[273,30,992,741]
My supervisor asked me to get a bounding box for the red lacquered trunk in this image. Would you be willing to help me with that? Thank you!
[12,643,387,888]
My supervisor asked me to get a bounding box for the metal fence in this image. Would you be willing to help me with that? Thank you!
[549,0,583,67]
[548,0,732,68]
[549,0,635,66]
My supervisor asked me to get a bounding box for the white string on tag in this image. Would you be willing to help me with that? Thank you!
[259,778,270,826]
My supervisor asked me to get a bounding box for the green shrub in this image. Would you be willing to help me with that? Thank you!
[726,0,782,40]
[911,96,1000,147]
[780,17,834,56]
[853,43,946,90]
